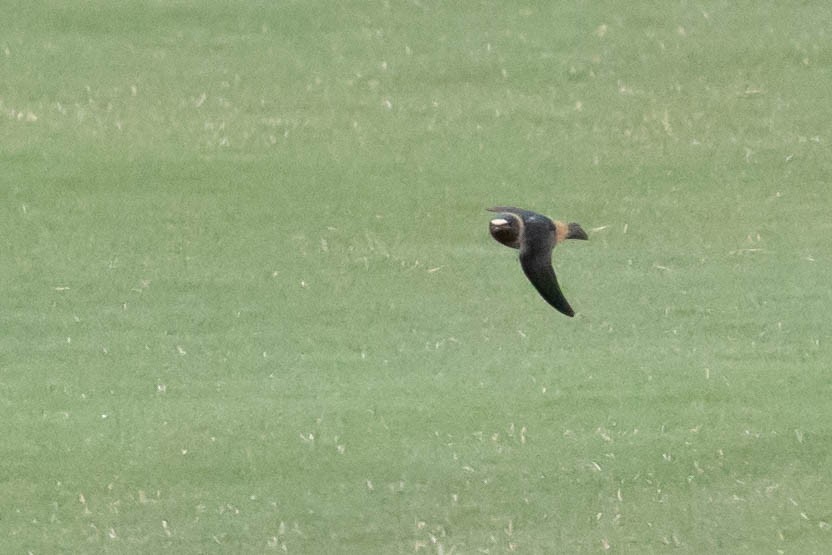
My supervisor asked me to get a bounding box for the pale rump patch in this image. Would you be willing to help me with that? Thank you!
[554,220,568,244]
[490,218,509,226]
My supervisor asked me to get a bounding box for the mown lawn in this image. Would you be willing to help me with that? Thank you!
[2,1,831,552]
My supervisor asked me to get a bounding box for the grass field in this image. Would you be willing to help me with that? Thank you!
[2,1,832,552]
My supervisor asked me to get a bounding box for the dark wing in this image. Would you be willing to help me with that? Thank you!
[519,248,575,317]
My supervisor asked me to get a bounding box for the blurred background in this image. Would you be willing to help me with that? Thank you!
[2,1,831,551]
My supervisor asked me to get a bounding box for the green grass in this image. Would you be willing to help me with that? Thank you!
[2,0,832,552]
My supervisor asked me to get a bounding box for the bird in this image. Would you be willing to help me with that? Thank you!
[487,206,588,317]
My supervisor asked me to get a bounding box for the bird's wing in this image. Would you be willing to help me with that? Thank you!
[519,249,575,317]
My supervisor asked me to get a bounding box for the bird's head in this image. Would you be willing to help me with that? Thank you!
[489,213,523,249]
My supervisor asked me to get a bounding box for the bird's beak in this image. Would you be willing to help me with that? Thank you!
[566,222,588,240]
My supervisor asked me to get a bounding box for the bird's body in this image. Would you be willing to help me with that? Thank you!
[487,206,588,317]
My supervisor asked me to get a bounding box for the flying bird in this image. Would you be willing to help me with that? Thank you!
[487,206,588,317]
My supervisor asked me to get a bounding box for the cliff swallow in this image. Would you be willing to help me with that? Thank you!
[488,206,588,317]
